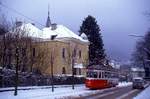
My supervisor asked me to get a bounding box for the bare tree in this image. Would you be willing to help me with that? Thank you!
[131,31,150,78]
[0,21,36,94]
[0,14,10,68]
[131,40,146,67]
[67,42,78,89]
[12,24,34,95]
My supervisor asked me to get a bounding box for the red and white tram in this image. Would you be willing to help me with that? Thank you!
[85,66,119,89]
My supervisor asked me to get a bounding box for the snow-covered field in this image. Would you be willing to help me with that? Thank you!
[0,82,132,99]
[134,85,150,99]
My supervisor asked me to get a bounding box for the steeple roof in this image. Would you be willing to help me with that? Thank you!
[46,5,51,27]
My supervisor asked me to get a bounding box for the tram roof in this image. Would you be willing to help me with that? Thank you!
[87,64,118,72]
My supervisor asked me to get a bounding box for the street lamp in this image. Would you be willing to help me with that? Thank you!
[50,35,57,92]
[128,34,144,38]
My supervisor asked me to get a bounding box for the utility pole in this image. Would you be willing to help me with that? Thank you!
[72,57,74,90]
[14,47,19,96]
[72,48,76,90]
[50,36,57,92]
[50,49,54,92]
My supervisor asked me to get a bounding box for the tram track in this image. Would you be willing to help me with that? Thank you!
[75,85,142,99]
[76,86,131,99]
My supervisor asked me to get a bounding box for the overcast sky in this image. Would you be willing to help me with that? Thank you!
[1,0,150,62]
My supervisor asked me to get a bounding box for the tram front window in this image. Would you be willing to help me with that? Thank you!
[87,71,98,78]
[93,72,97,78]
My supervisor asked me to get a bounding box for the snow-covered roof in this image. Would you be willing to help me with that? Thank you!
[19,23,88,43]
[19,23,43,38]
[80,33,88,40]
[43,25,88,42]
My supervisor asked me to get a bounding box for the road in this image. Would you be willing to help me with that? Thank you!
[76,86,143,99]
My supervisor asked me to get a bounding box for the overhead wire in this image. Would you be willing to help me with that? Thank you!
[0,2,45,27]
[0,2,67,38]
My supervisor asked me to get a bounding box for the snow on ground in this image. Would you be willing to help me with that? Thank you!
[0,85,81,92]
[0,82,132,99]
[134,85,150,99]
[117,82,132,87]
[0,85,97,99]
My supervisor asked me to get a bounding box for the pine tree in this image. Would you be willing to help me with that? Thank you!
[79,15,105,65]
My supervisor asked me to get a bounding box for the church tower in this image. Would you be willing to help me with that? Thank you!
[46,5,51,27]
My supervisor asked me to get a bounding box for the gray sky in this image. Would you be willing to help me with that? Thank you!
[1,0,150,62]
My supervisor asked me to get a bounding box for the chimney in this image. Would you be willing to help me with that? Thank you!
[31,23,35,26]
[51,35,57,40]
[15,21,23,27]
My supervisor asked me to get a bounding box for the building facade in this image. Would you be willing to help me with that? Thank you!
[33,38,89,77]
[131,68,145,79]
[19,22,89,77]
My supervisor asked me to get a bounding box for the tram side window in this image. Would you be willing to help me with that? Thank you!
[99,72,101,78]
[110,73,114,78]
[107,72,110,78]
[111,73,118,78]
[114,73,118,78]
[102,72,104,78]
[105,72,108,78]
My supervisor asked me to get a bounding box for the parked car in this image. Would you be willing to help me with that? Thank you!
[132,77,145,89]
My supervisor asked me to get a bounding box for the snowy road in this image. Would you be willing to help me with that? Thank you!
[0,82,133,99]
[77,83,150,99]
[78,85,141,99]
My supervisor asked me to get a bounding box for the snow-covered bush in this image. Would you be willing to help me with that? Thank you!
[0,68,85,87]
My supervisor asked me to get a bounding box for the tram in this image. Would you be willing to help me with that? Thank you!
[85,65,119,89]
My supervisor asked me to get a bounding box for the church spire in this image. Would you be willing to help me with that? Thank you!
[46,4,51,27]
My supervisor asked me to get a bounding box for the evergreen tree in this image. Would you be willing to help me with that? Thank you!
[79,15,105,65]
